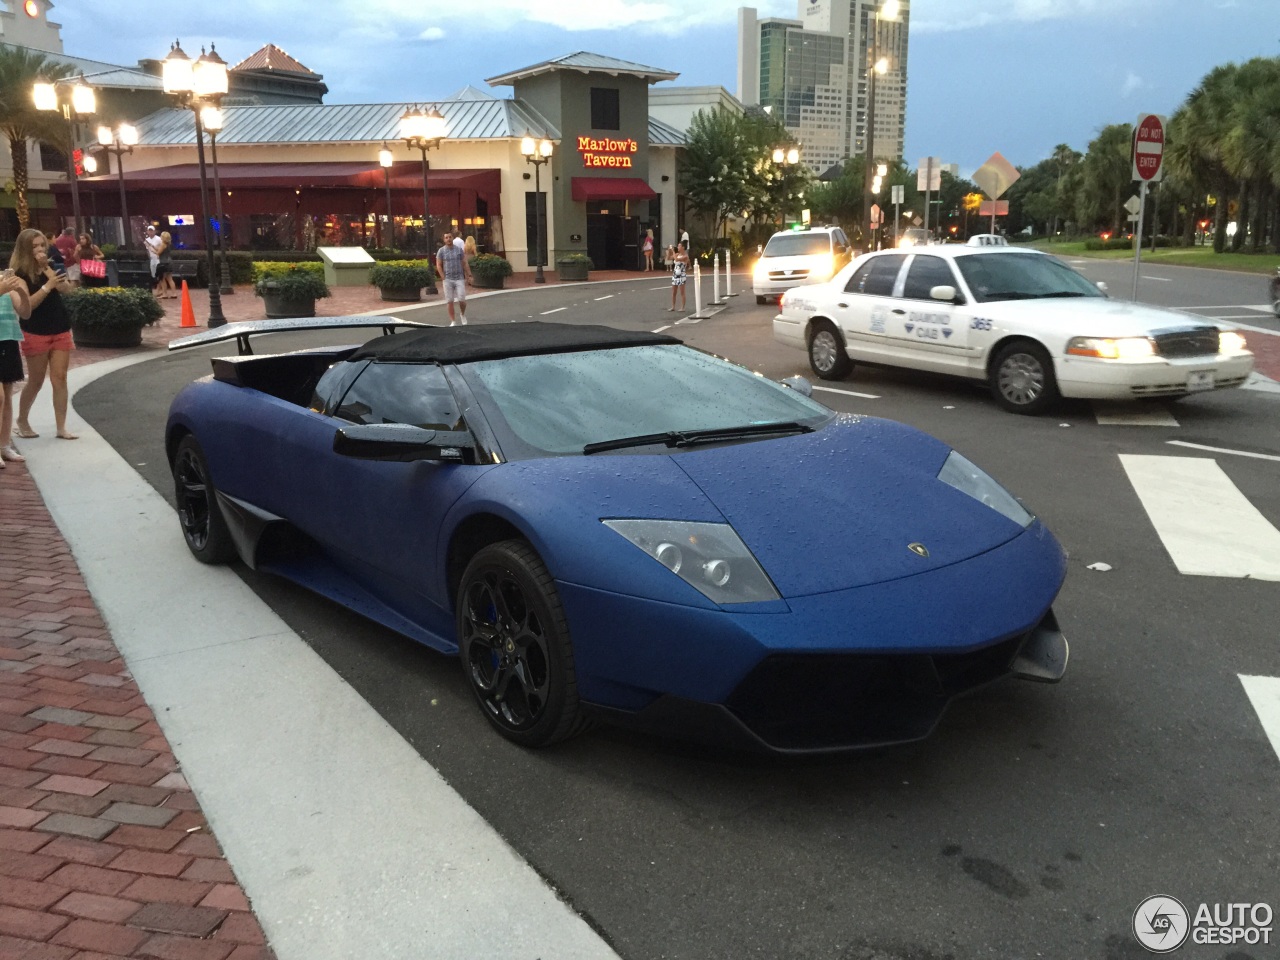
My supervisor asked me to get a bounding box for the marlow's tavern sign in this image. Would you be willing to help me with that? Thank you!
[578,136,639,168]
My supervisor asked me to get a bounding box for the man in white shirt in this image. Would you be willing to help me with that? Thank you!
[144,226,163,284]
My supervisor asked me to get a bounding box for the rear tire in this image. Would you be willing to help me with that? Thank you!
[990,340,1059,415]
[808,320,852,380]
[172,435,236,564]
[457,540,588,748]
[756,295,767,305]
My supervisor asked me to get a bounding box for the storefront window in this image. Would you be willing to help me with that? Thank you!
[590,88,620,130]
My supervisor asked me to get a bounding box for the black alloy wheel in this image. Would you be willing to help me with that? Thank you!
[457,540,587,747]
[990,340,1059,415]
[172,435,236,564]
[808,320,852,380]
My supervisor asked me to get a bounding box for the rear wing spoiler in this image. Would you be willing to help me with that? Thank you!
[167,316,435,356]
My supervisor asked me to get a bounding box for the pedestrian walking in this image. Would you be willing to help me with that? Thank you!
[11,229,77,441]
[52,227,77,263]
[436,231,473,326]
[0,266,32,467]
[73,233,106,288]
[668,242,690,312]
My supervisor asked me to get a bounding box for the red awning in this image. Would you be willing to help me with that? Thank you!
[571,176,657,202]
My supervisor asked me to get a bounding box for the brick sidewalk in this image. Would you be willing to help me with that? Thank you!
[0,266,656,960]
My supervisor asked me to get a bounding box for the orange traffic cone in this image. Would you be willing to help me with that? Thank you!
[179,279,196,328]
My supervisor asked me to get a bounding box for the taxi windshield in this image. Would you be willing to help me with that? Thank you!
[954,252,1105,304]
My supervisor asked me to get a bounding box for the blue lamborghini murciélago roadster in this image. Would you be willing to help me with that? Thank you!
[166,319,1068,753]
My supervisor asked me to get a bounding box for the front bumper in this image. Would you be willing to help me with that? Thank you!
[560,521,1068,753]
[1057,352,1254,399]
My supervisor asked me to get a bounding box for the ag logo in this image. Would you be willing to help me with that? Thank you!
[1133,895,1190,953]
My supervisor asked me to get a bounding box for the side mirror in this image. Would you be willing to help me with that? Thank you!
[1096,281,1109,294]
[333,423,474,463]
[780,375,813,397]
[930,284,959,303]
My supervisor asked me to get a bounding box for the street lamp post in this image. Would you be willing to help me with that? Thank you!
[161,41,228,327]
[95,123,137,249]
[862,0,899,251]
[33,76,96,236]
[400,105,448,294]
[378,145,394,249]
[520,135,553,283]
[200,105,234,295]
[772,146,799,229]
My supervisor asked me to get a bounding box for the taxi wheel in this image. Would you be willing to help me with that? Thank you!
[991,340,1058,415]
[808,321,852,380]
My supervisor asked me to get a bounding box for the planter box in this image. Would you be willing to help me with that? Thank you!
[262,290,317,319]
[557,261,590,281]
[378,285,422,302]
[71,322,142,348]
[471,275,504,290]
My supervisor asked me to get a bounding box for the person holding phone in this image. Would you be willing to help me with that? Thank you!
[10,229,76,441]
[0,266,32,466]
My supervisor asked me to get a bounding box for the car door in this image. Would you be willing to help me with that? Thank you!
[835,253,908,361]
[885,254,973,371]
[277,360,485,612]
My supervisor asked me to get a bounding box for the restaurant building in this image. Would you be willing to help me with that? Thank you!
[58,52,691,273]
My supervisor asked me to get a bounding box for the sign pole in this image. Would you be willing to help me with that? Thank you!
[1132,179,1148,301]
[923,157,933,237]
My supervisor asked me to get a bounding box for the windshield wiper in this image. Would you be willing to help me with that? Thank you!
[980,291,1038,301]
[583,422,813,455]
[1028,291,1090,298]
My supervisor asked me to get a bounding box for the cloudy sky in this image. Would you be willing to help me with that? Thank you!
[61,0,1278,175]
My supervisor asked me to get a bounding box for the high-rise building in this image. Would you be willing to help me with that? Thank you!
[738,0,909,176]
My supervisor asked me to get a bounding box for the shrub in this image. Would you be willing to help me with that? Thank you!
[253,264,331,300]
[64,287,164,330]
[469,254,513,283]
[554,253,594,269]
[369,261,435,288]
[252,261,326,284]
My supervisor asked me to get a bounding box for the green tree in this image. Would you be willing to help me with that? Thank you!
[0,44,73,229]
[1076,123,1133,235]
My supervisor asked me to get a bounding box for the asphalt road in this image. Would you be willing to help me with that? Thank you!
[74,266,1280,960]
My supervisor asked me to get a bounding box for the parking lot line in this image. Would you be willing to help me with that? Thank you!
[812,385,880,400]
[1166,440,1280,462]
[540,307,567,315]
[1120,454,1280,580]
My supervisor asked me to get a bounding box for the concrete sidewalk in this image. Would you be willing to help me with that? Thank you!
[0,269,660,960]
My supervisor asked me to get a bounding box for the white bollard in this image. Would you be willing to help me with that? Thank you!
[725,248,734,297]
[693,260,703,318]
[713,251,721,304]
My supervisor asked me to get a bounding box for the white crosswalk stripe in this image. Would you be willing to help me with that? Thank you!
[1239,676,1280,764]
[1120,454,1280,580]
[1092,402,1179,427]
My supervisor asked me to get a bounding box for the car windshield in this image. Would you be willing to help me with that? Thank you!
[954,252,1105,303]
[763,233,832,257]
[462,345,832,458]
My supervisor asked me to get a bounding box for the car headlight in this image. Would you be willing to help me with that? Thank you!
[812,254,836,280]
[1219,330,1248,353]
[754,262,768,280]
[1065,336,1156,359]
[937,451,1032,527]
[602,519,780,604]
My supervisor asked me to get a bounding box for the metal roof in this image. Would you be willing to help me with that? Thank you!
[231,44,319,77]
[3,44,161,90]
[648,116,687,147]
[486,51,678,87]
[132,98,561,146]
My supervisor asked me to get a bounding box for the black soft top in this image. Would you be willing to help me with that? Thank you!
[349,321,682,364]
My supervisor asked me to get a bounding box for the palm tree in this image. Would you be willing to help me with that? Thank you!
[1221,57,1280,252]
[1049,143,1079,235]
[1168,64,1240,252]
[1077,124,1132,235]
[0,44,74,230]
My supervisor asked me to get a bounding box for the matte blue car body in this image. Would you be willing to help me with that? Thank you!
[167,361,1067,744]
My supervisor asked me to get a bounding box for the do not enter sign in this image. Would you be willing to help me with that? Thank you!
[1132,113,1166,182]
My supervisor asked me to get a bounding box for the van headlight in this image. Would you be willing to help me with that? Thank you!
[603,519,780,604]
[937,451,1032,527]
[1219,330,1248,353]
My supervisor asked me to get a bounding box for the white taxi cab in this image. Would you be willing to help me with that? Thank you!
[773,246,1254,414]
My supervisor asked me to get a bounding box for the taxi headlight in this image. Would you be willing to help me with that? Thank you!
[937,451,1032,527]
[1219,330,1248,353]
[1065,336,1155,360]
[602,519,780,605]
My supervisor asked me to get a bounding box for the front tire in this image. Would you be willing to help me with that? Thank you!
[457,540,587,747]
[990,340,1059,415]
[172,435,236,564]
[808,320,852,380]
